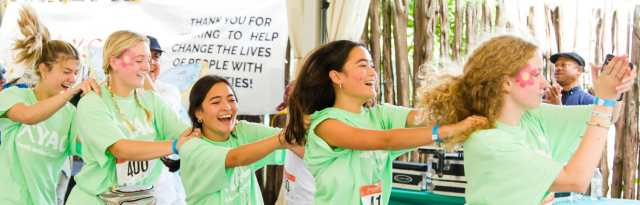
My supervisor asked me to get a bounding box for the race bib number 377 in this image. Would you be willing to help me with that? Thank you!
[116,159,156,186]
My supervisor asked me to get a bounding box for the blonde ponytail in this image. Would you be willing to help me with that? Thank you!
[12,4,78,85]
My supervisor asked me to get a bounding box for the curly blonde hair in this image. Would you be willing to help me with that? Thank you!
[415,34,540,148]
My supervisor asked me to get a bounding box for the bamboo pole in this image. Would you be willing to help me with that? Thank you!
[392,0,411,107]
[452,0,464,61]
[624,6,640,199]
[382,0,395,105]
[438,0,450,58]
[370,0,382,104]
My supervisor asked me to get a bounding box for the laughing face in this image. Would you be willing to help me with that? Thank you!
[335,46,377,101]
[196,82,238,138]
[40,59,80,96]
[111,41,151,90]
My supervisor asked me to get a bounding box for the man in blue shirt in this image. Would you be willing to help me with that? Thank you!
[544,52,595,105]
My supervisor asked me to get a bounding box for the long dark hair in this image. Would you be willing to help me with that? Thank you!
[162,75,238,172]
[284,40,366,146]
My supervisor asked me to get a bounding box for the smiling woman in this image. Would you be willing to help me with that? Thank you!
[283,40,488,204]
[65,30,201,205]
[160,75,302,205]
[0,4,101,205]
[415,34,636,205]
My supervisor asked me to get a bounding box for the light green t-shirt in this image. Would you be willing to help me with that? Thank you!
[464,103,592,205]
[304,104,412,205]
[179,120,285,205]
[0,87,79,205]
[66,85,189,204]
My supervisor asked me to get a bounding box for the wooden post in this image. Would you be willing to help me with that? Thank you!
[361,12,369,47]
[624,6,640,199]
[595,9,604,65]
[382,0,395,105]
[552,6,564,52]
[495,0,506,28]
[438,0,450,58]
[466,1,477,51]
[425,0,436,64]
[482,0,492,33]
[588,8,610,197]
[612,99,625,198]
[392,0,411,107]
[285,39,290,85]
[612,11,618,55]
[527,6,536,35]
[369,0,382,104]
[452,0,464,61]
[611,9,628,198]
[412,0,427,103]
[545,3,558,84]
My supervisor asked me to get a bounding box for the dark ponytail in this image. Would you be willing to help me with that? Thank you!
[284,40,366,146]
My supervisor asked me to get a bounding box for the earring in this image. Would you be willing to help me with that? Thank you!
[339,84,342,89]
[504,89,511,94]
[197,118,202,123]
[42,75,46,80]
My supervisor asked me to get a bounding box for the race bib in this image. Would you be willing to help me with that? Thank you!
[360,182,382,205]
[541,192,554,205]
[283,168,297,198]
[115,159,156,186]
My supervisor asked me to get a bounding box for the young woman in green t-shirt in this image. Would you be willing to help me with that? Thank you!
[0,5,101,205]
[159,75,301,204]
[65,30,200,204]
[283,40,488,204]
[415,34,636,204]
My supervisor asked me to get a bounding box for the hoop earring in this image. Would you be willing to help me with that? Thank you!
[198,118,202,123]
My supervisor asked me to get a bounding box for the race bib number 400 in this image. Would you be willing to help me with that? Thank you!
[360,182,382,205]
[115,159,156,186]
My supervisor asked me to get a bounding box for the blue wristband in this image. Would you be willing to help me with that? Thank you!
[594,97,616,108]
[172,139,179,155]
[432,125,441,143]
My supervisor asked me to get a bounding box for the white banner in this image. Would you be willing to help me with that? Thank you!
[0,0,288,115]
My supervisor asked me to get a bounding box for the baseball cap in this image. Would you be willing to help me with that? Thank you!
[550,52,585,67]
[147,35,164,53]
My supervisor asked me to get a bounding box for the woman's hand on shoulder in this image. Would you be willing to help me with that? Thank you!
[439,115,489,140]
[176,128,202,150]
